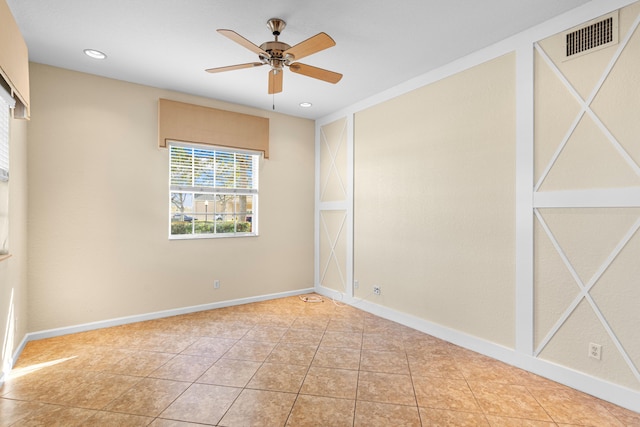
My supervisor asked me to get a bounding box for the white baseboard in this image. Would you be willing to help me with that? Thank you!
[316,285,640,414]
[1,333,28,387]
[27,288,314,342]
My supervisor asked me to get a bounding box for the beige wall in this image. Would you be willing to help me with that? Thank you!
[0,115,28,379]
[27,63,315,332]
[353,53,516,347]
[534,2,640,391]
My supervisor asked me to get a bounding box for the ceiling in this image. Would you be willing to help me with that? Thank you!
[7,0,591,119]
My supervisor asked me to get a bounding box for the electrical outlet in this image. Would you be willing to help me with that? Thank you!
[589,343,602,360]
[373,286,381,295]
[354,280,359,289]
[214,279,220,289]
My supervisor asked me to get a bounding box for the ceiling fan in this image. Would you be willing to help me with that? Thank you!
[206,18,342,94]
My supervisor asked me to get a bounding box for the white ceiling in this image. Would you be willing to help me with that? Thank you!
[7,0,591,119]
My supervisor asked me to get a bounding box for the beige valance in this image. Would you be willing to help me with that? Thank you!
[158,98,269,158]
[0,0,30,119]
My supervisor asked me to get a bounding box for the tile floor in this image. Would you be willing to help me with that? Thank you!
[1,295,639,426]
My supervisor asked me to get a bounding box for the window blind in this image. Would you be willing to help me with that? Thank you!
[170,144,258,192]
[0,86,15,181]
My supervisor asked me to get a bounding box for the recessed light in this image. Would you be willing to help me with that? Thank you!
[83,49,107,60]
[299,102,312,108]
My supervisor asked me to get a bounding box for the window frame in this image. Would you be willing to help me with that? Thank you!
[168,140,260,240]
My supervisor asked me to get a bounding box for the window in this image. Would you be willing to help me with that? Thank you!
[169,142,259,238]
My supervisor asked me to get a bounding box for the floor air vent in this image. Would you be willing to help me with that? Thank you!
[564,12,618,60]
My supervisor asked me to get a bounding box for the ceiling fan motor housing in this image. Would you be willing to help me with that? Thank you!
[259,41,292,70]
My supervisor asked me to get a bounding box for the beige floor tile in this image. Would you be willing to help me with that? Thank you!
[412,375,482,413]
[256,313,298,328]
[197,358,261,387]
[84,410,153,426]
[600,399,640,425]
[286,394,355,427]
[468,382,552,422]
[320,331,363,349]
[160,383,241,425]
[0,399,51,426]
[364,317,406,334]
[2,368,87,404]
[326,318,364,333]
[150,419,208,426]
[362,332,405,352]
[105,377,190,417]
[103,350,175,377]
[354,400,421,427]
[218,389,297,427]
[527,385,624,426]
[419,407,491,426]
[242,326,289,342]
[222,340,276,362]
[9,405,97,427]
[357,371,416,406]
[126,332,197,354]
[149,354,216,382]
[300,366,359,399]
[58,372,142,409]
[407,353,464,379]
[280,328,324,345]
[330,304,366,320]
[198,322,251,339]
[360,349,410,374]
[312,346,361,370]
[266,342,318,366]
[180,337,237,358]
[56,346,129,372]
[457,353,529,385]
[246,362,308,393]
[484,414,558,426]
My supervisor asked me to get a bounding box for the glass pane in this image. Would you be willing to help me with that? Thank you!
[236,153,253,189]
[170,146,193,186]
[216,151,235,188]
[193,193,214,234]
[193,148,216,187]
[170,192,194,235]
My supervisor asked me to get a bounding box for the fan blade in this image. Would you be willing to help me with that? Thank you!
[217,29,268,56]
[289,63,342,84]
[206,62,264,73]
[268,69,283,94]
[283,32,335,61]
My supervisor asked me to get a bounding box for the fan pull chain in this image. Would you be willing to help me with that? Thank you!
[272,93,275,110]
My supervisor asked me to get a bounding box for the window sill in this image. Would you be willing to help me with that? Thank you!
[169,233,258,240]
[0,253,11,262]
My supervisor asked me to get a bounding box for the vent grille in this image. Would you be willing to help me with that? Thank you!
[564,12,618,60]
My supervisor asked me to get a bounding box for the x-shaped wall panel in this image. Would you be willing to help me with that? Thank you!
[319,119,347,202]
[533,11,640,385]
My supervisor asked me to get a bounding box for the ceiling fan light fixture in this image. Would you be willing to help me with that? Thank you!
[83,49,107,60]
[299,102,312,108]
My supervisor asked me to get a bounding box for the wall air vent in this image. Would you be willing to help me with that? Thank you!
[564,11,618,60]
